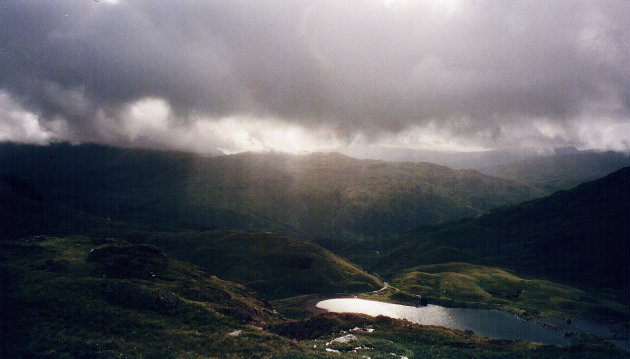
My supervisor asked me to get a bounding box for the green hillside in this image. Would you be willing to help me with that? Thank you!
[1,235,293,358]
[0,180,383,301]
[0,143,543,239]
[4,235,627,359]
[139,230,383,299]
[376,167,630,289]
[4,143,630,357]
[363,262,629,321]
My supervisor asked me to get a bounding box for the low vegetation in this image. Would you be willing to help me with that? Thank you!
[375,167,630,290]
[268,313,629,359]
[3,235,627,358]
[1,235,305,358]
[361,263,629,321]
[2,145,630,357]
[138,230,383,299]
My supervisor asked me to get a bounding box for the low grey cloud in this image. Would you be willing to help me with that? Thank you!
[1,0,629,152]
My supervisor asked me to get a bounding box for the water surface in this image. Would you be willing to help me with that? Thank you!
[317,298,574,345]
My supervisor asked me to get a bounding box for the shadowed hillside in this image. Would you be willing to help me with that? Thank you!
[1,235,291,358]
[0,183,383,300]
[0,143,544,239]
[139,230,383,299]
[377,167,630,289]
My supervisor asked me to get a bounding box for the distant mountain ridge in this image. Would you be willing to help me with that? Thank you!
[0,143,543,239]
[332,146,548,169]
[479,150,630,191]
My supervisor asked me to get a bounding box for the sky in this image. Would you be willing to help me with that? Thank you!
[1,0,630,154]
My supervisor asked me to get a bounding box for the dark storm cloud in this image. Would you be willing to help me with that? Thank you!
[1,0,629,150]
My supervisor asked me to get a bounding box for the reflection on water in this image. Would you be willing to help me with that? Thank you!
[544,317,630,353]
[546,317,612,337]
[317,298,573,345]
[317,298,630,350]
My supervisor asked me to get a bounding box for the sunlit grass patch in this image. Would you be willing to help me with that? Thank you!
[385,262,630,320]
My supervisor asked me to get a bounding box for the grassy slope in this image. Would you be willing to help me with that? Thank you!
[1,181,384,301]
[312,169,630,322]
[3,143,630,356]
[0,183,384,301]
[3,236,627,359]
[317,240,630,321]
[196,151,542,239]
[375,167,630,290]
[1,143,543,239]
[139,230,383,299]
[1,235,308,359]
[361,262,628,321]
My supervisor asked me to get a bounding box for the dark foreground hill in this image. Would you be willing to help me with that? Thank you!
[1,235,286,358]
[377,167,630,289]
[138,230,383,299]
[0,142,543,239]
[4,235,628,359]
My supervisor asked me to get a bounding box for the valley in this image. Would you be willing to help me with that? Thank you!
[2,144,630,358]
[4,235,629,358]
[4,2,630,357]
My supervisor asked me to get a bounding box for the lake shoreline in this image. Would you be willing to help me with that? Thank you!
[315,297,630,351]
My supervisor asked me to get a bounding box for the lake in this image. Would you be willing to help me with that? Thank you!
[317,298,629,350]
